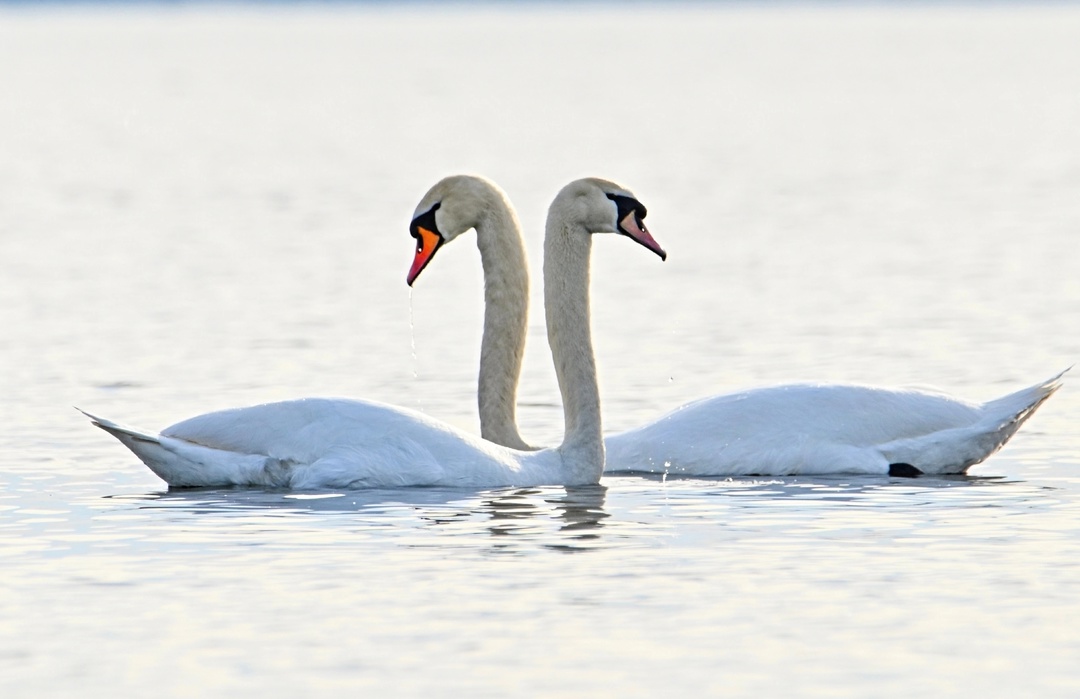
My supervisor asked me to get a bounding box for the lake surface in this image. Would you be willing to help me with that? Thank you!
[1,3,1079,696]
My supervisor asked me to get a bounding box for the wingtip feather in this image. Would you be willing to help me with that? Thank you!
[77,407,160,444]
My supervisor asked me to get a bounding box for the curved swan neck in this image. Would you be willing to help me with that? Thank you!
[473,184,532,451]
[544,202,604,483]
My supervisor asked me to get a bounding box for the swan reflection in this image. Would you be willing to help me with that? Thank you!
[475,485,608,546]
[100,471,1060,558]
[112,483,612,552]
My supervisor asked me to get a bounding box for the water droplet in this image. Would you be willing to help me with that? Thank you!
[408,289,419,380]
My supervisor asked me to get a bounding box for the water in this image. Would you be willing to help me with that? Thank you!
[2,3,1079,696]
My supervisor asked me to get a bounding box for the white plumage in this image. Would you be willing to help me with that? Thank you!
[603,376,1064,476]
[83,176,666,488]
[82,399,545,488]
[421,176,1064,476]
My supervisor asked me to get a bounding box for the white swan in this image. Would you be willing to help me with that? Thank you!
[82,177,666,488]
[415,176,1063,477]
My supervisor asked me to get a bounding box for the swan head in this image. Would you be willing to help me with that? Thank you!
[553,178,667,261]
[407,175,508,286]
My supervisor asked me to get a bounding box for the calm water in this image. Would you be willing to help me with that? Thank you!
[2,3,1079,696]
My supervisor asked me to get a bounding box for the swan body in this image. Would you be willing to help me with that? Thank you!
[603,375,1064,476]
[81,399,558,488]
[419,177,1063,477]
[85,176,666,488]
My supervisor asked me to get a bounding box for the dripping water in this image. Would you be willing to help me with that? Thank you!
[408,288,424,412]
[408,289,419,379]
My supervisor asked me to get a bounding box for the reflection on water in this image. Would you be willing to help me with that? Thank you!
[3,465,1080,695]
[104,484,612,553]
[75,472,1065,556]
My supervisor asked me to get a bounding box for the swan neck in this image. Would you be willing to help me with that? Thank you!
[544,207,604,483]
[475,188,531,450]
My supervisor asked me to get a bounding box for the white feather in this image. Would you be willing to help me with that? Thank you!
[83,177,663,489]
[603,373,1065,476]
[441,177,1064,476]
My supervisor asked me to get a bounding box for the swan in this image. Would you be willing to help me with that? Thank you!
[82,176,667,488]
[413,176,1063,477]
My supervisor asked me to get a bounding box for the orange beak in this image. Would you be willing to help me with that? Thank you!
[407,226,444,286]
[619,211,667,261]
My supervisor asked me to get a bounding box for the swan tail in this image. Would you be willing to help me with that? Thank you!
[977,368,1067,440]
[79,408,281,488]
[880,369,1067,474]
[79,408,161,444]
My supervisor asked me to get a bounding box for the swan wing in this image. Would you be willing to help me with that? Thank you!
[161,397,450,464]
[604,374,1062,476]
[86,399,563,488]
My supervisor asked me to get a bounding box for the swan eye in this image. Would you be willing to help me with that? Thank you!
[606,193,647,228]
[410,201,442,241]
